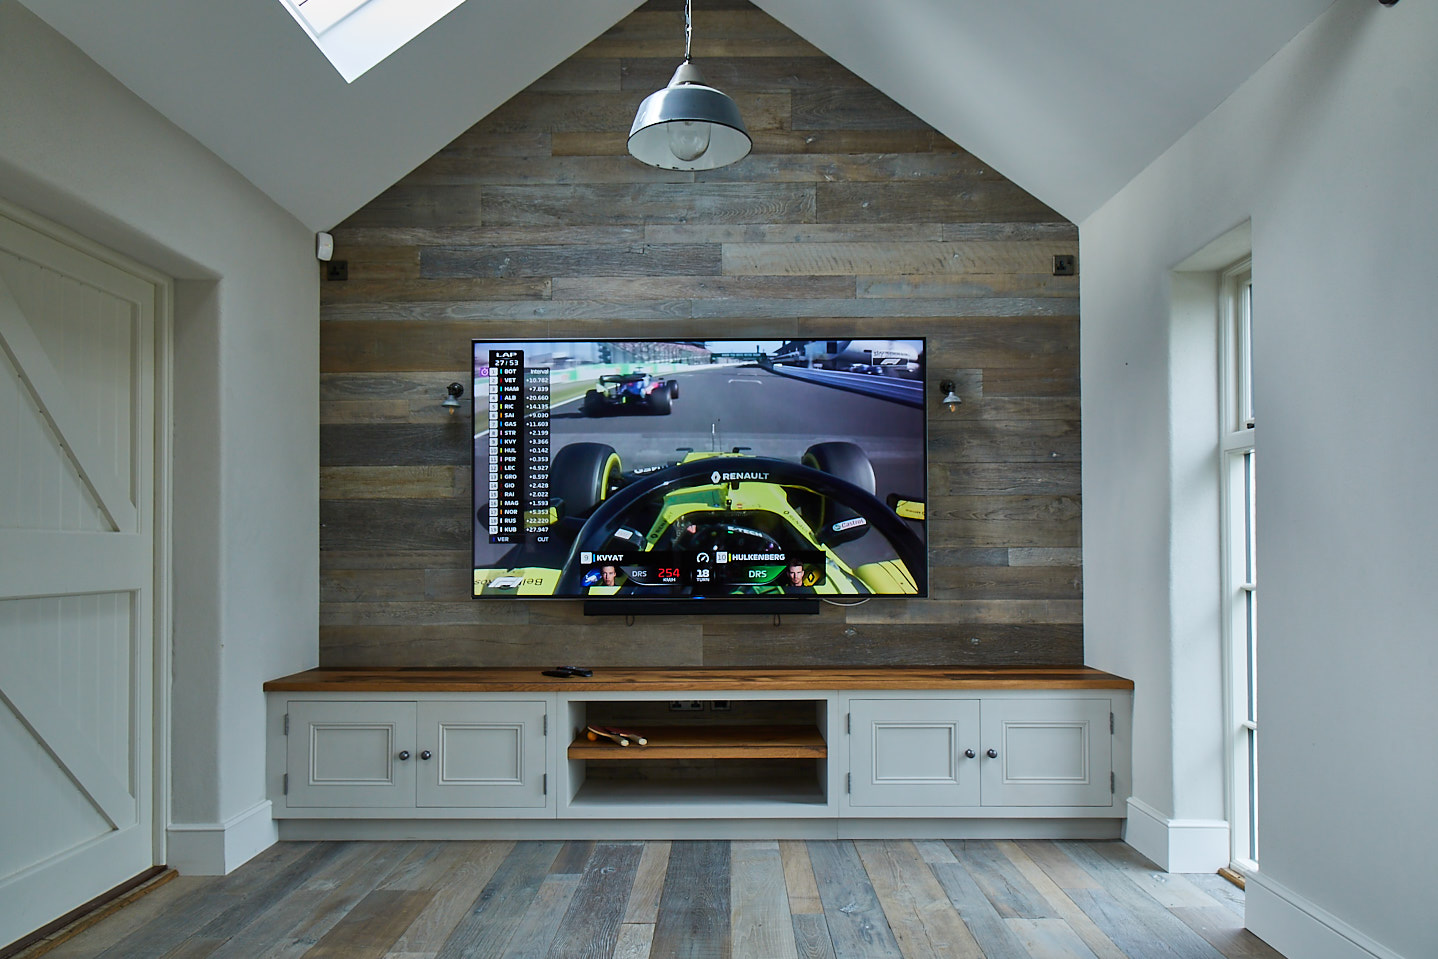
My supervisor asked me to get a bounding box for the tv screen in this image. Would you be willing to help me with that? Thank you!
[472,338,927,600]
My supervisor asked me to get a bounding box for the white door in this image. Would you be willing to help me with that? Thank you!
[979,698,1113,807]
[285,700,418,808]
[848,698,981,808]
[417,700,547,808]
[0,211,160,947]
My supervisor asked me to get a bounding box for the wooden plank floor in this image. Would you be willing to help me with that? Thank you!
[28,840,1282,959]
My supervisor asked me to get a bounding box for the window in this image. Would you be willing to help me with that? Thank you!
[276,0,468,82]
[1220,260,1258,869]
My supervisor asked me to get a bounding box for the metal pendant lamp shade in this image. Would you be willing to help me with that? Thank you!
[627,3,751,171]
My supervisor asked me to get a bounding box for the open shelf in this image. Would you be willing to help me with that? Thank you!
[569,774,827,808]
[568,725,826,760]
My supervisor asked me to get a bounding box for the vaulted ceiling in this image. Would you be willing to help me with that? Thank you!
[19,0,1336,231]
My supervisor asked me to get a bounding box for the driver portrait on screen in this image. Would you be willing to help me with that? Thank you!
[583,563,624,594]
[780,562,815,593]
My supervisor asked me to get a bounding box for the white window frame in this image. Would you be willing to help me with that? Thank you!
[1219,258,1258,872]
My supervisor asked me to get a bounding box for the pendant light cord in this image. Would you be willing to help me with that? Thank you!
[684,0,693,62]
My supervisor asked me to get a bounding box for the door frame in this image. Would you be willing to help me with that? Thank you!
[0,196,174,875]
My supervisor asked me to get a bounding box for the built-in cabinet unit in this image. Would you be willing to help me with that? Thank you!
[264,668,1132,837]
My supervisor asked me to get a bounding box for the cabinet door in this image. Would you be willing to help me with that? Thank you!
[286,701,417,807]
[417,701,547,808]
[979,698,1112,807]
[849,699,981,807]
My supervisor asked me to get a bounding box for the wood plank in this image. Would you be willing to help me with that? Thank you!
[336,185,482,230]
[186,845,352,942]
[1064,888,1193,959]
[990,843,1133,959]
[1005,918,1101,959]
[378,842,488,892]
[300,890,433,959]
[45,877,208,959]
[929,861,1032,959]
[844,599,1081,628]
[1055,842,1227,959]
[221,841,420,959]
[493,875,578,959]
[791,913,838,959]
[612,923,655,959]
[650,841,731,959]
[550,275,855,301]
[817,182,1061,224]
[928,566,1082,602]
[791,87,926,131]
[265,665,1131,693]
[480,183,815,227]
[804,841,903,959]
[321,278,552,304]
[318,624,707,670]
[1087,842,1223,910]
[722,240,1075,277]
[387,842,515,954]
[858,274,1077,299]
[321,570,428,604]
[1186,873,1247,919]
[472,92,790,136]
[420,243,721,278]
[433,841,562,959]
[853,840,983,959]
[549,840,596,876]
[779,840,824,916]
[545,843,645,958]
[1168,906,1286,959]
[623,840,672,923]
[691,295,1072,320]
[946,840,1056,919]
[645,224,945,244]
[320,467,465,501]
[568,724,826,760]
[731,841,799,959]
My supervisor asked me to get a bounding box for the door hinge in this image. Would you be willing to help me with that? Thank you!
[846,712,851,734]
[1111,771,1116,794]
[846,772,851,794]
[542,773,548,796]
[283,713,289,736]
[543,715,547,736]
[1109,712,1114,734]
[283,773,289,795]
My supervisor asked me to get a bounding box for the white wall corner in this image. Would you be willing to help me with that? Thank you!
[166,800,277,876]
[1123,797,1229,873]
[1246,872,1402,959]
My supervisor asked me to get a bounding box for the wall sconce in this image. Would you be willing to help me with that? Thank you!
[939,380,962,412]
[442,382,464,414]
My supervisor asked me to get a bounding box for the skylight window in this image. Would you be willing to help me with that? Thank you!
[277,0,468,83]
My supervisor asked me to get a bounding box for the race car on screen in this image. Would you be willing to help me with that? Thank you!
[582,372,679,416]
[474,441,925,597]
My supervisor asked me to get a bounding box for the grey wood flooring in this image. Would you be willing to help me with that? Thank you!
[32,840,1281,959]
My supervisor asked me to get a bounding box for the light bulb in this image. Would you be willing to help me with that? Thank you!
[667,120,711,162]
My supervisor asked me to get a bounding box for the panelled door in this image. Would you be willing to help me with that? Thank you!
[0,210,160,947]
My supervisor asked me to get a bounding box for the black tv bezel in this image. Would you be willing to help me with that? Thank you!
[469,335,929,609]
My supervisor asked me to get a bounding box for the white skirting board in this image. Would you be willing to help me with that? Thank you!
[1122,797,1229,873]
[277,817,1124,842]
[1246,873,1402,959]
[166,800,278,875]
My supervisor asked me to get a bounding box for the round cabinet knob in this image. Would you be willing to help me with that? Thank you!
[420,750,433,761]
[986,748,999,759]
[397,750,410,761]
[964,749,976,759]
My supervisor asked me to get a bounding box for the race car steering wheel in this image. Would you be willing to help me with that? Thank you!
[553,456,927,595]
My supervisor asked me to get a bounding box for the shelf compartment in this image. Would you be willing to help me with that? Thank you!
[567,724,826,760]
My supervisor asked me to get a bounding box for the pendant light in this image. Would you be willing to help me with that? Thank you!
[627,0,751,171]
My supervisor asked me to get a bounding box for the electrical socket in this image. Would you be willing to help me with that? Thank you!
[710,700,732,711]
[668,700,705,711]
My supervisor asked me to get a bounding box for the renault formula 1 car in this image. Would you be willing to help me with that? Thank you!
[582,372,679,416]
[474,441,925,597]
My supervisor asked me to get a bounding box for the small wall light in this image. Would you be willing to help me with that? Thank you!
[442,382,465,414]
[939,380,962,412]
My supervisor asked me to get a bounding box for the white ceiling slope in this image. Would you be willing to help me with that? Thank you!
[18,0,646,231]
[19,0,1335,231]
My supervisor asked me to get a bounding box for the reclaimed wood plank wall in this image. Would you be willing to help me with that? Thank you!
[319,0,1081,668]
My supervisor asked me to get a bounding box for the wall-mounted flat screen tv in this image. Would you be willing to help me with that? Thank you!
[472,338,928,602]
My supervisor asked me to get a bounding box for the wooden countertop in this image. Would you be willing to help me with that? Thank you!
[263,666,1133,693]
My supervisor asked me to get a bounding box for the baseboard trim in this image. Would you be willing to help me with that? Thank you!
[1246,872,1401,959]
[166,800,277,875]
[1123,797,1229,873]
[277,817,1124,842]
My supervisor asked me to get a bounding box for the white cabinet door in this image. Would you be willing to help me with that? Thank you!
[417,700,547,808]
[849,699,981,807]
[979,698,1112,807]
[286,701,417,808]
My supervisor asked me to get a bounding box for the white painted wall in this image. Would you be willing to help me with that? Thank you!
[1082,1,1438,956]
[0,3,319,873]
